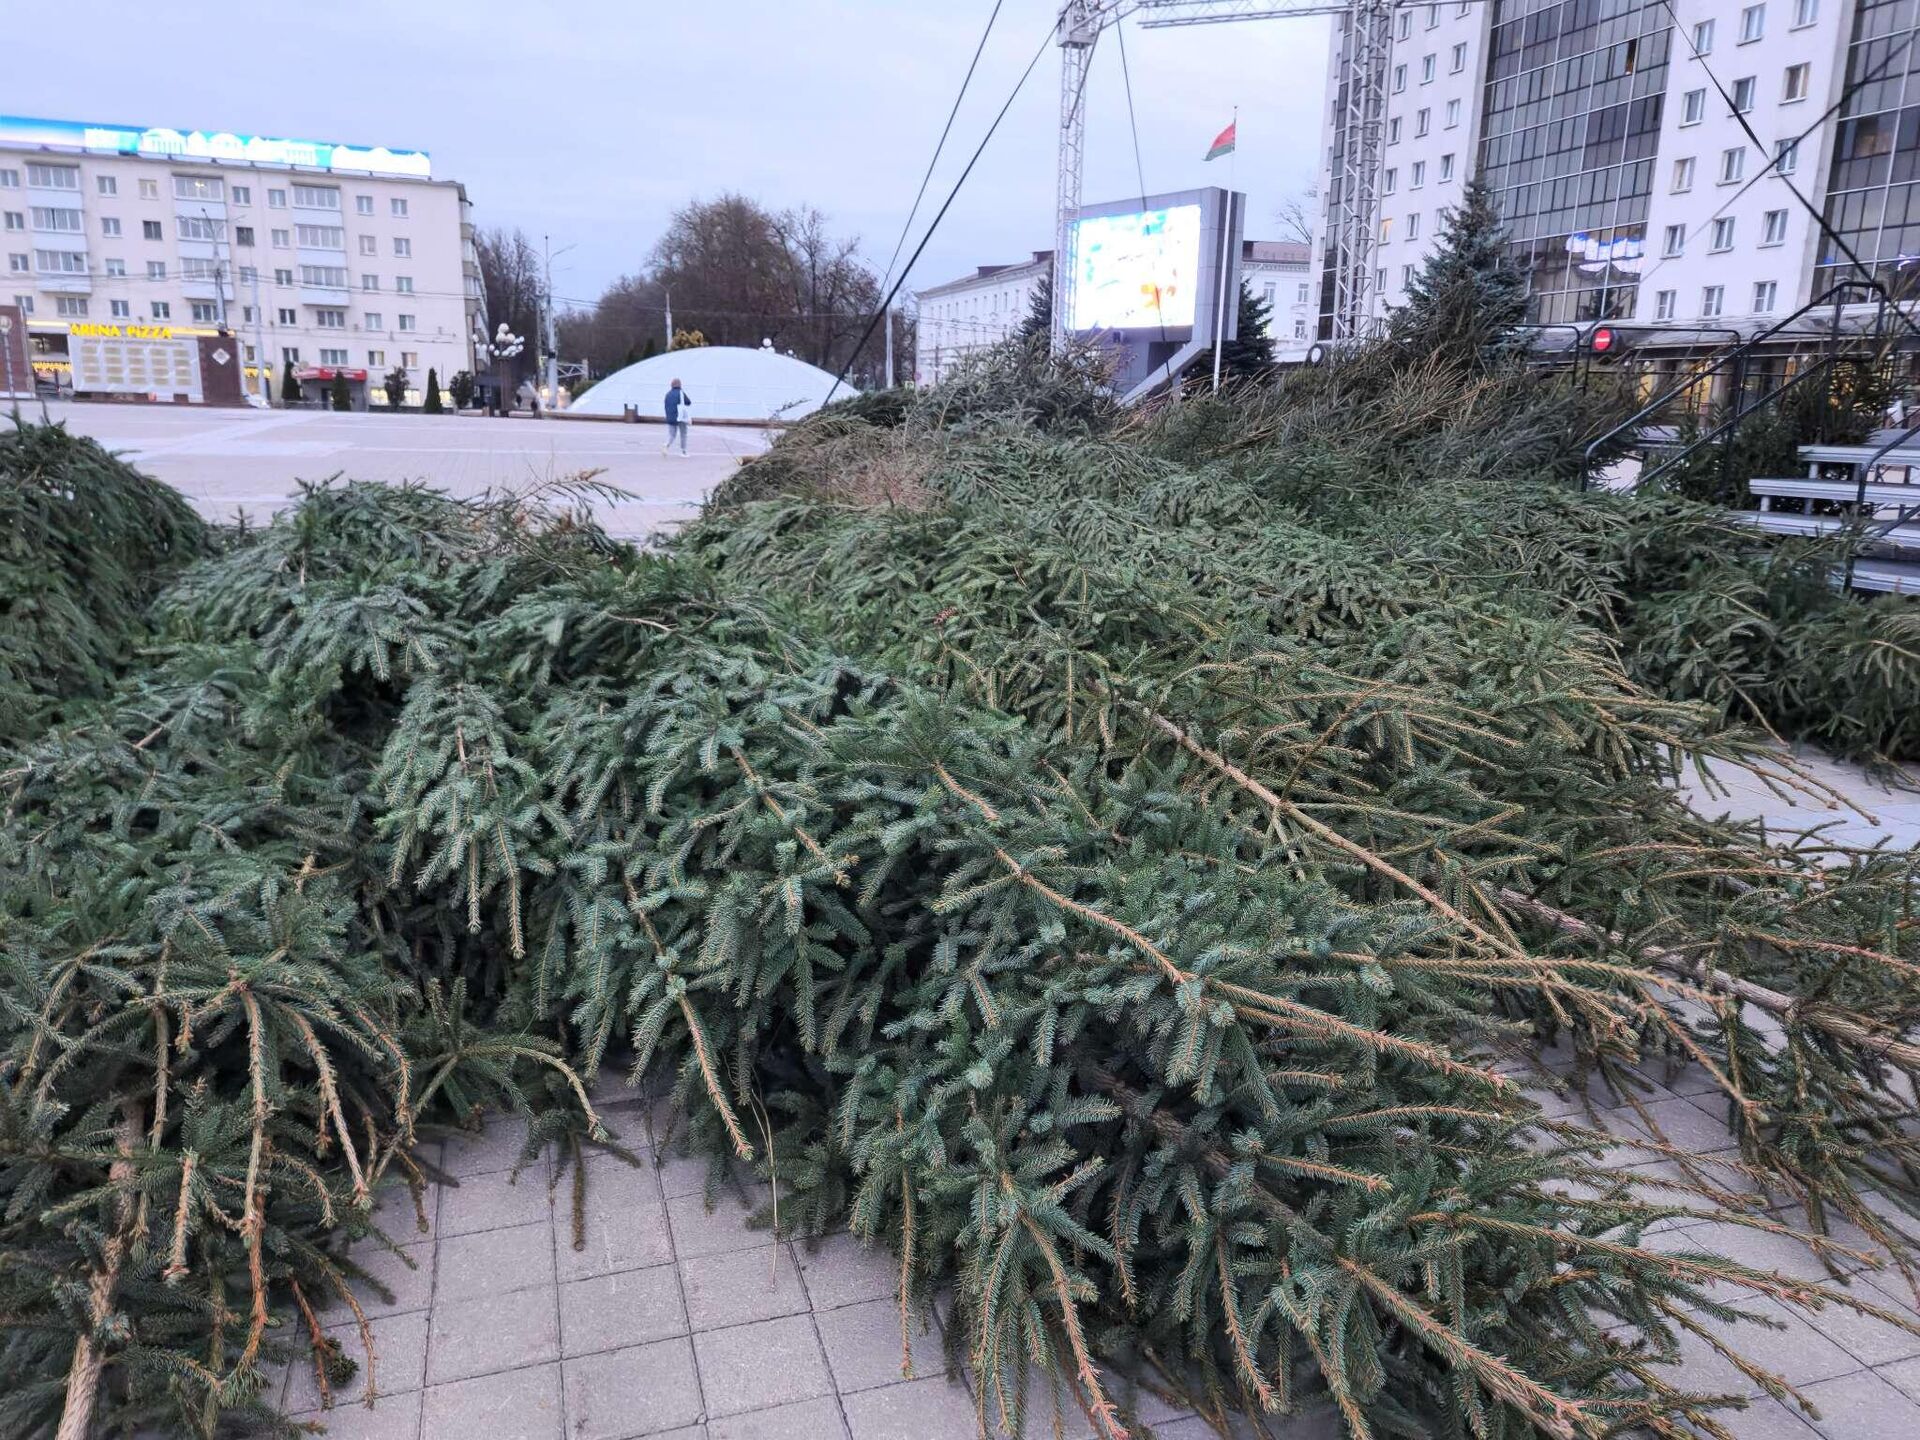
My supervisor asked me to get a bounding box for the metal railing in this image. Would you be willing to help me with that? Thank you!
[1580,281,1883,492]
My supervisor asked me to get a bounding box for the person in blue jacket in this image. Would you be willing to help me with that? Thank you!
[662,379,691,455]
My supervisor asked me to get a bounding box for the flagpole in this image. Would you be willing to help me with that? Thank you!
[1211,105,1237,393]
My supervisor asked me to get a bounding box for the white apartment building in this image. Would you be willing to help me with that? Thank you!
[913,239,1314,385]
[0,115,483,405]
[1317,0,1869,339]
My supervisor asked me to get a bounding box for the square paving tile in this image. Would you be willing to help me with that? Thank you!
[841,1376,980,1440]
[277,1388,423,1439]
[681,1245,809,1331]
[559,1154,675,1283]
[435,1220,555,1301]
[668,1189,775,1260]
[1796,1288,1920,1367]
[797,1232,897,1311]
[427,1287,560,1385]
[1792,1368,1920,1438]
[1672,1298,1861,1396]
[1880,1353,1920,1402]
[422,1361,563,1440]
[816,1297,940,1395]
[559,1265,688,1357]
[440,1117,550,1179]
[286,1310,429,1413]
[693,1314,834,1418]
[438,1165,556,1237]
[326,1239,433,1319]
[563,1336,704,1439]
[706,1396,849,1439]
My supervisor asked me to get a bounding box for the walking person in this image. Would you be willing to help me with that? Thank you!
[663,378,691,455]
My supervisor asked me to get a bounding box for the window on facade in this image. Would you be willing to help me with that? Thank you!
[181,257,219,280]
[1297,282,1309,302]
[1445,98,1461,127]
[299,265,349,287]
[95,216,118,238]
[151,301,170,319]
[1379,217,1393,243]
[104,257,125,276]
[1384,169,1399,195]
[1406,212,1422,240]
[239,267,256,284]
[268,189,292,209]
[362,274,380,290]
[392,237,411,258]
[358,235,377,256]
[297,224,346,249]
[110,299,129,318]
[1756,209,1786,245]
[1694,20,1715,54]
[368,349,386,366]
[191,301,220,323]
[314,308,346,328]
[177,215,226,242]
[391,197,409,217]
[1702,284,1725,317]
[1793,0,1817,24]
[139,178,159,199]
[1663,225,1686,257]
[320,347,348,365]
[96,175,115,195]
[1421,54,1435,83]
[365,311,384,329]
[147,259,168,279]
[277,307,297,325]
[1393,64,1406,93]
[36,249,87,274]
[394,276,414,294]
[173,175,224,201]
[1683,89,1707,124]
[291,184,339,210]
[1396,11,1409,40]
[55,296,87,317]
[270,228,289,248]
[1733,77,1756,112]
[1655,289,1676,320]
[1784,63,1809,100]
[1753,280,1778,311]
[356,195,375,215]
[1426,3,1437,26]
[1293,317,1307,338]
[1451,42,1466,73]
[1720,148,1746,182]
[274,268,293,285]
[1710,216,1737,251]
[1415,108,1430,137]
[397,313,416,331]
[0,169,16,188]
[11,296,29,315]
[235,225,254,246]
[2,212,21,232]
[281,347,299,365]
[401,350,418,368]
[27,163,79,189]
[1411,161,1426,188]
[1741,5,1765,42]
[32,206,82,231]
[1388,117,1402,144]
[232,185,250,205]
[7,252,27,272]
[1672,157,1695,191]
[1439,153,1455,181]
[1775,137,1799,172]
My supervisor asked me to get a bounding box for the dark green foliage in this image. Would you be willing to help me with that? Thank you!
[1185,281,1277,386]
[1387,176,1528,372]
[383,366,408,410]
[424,367,443,414]
[0,421,207,743]
[448,369,476,409]
[330,372,352,412]
[9,353,1920,1440]
[1019,270,1053,343]
[279,365,301,404]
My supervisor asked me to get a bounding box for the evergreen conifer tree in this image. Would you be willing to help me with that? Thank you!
[329,371,352,411]
[279,364,301,404]
[1388,176,1528,371]
[1019,271,1054,343]
[424,366,443,413]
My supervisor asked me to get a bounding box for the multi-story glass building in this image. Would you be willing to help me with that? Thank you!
[1316,0,1863,336]
[0,115,485,405]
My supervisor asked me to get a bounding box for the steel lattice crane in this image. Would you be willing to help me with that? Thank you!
[1050,0,1391,350]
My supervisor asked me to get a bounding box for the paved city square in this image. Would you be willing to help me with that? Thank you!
[25,400,766,538]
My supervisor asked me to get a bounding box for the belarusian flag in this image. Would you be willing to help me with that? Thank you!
[1204,120,1236,161]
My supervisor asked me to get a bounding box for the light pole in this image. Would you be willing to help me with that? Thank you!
[487,322,524,416]
[0,312,16,409]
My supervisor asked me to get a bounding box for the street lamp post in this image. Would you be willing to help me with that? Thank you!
[0,313,15,409]
[487,322,524,417]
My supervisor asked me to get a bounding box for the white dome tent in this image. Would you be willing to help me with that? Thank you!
[570,345,856,423]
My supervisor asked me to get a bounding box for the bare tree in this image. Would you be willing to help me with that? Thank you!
[474,227,543,383]
[1274,187,1320,249]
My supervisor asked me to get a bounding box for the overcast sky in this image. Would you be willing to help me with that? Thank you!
[8,0,1330,310]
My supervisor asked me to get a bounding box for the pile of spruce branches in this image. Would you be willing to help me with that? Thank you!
[5,334,1920,1440]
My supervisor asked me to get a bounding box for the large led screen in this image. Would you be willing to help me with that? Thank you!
[1068,203,1203,331]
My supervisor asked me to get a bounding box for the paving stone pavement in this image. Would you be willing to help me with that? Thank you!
[269,1059,1920,1440]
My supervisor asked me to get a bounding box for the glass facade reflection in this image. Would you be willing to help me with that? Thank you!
[1815,0,1920,294]
[1479,0,1672,323]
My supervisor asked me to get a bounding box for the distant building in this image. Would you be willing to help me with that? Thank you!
[913,238,1313,386]
[0,114,484,405]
